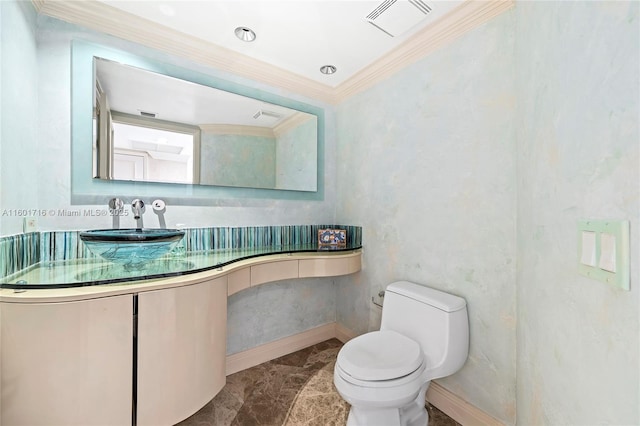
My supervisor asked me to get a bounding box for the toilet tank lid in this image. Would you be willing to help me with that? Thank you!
[386,281,466,312]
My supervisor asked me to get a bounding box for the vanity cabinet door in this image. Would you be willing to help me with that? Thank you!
[0,295,133,426]
[136,277,227,426]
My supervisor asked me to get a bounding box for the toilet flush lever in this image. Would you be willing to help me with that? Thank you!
[371,290,385,308]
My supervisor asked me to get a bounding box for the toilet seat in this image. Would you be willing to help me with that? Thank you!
[333,331,428,411]
[335,360,426,389]
[336,330,425,386]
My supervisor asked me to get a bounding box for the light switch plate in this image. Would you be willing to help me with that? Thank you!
[578,220,629,291]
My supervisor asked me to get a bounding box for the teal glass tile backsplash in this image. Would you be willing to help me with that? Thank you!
[1,225,361,279]
[41,230,95,262]
[0,232,40,278]
[39,225,362,261]
[183,225,362,252]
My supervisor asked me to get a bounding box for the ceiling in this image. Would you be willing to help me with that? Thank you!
[34,0,513,103]
[97,0,463,87]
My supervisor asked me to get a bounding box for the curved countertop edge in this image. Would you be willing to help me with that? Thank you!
[0,249,362,304]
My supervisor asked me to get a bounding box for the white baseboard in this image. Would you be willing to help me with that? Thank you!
[426,382,504,426]
[227,322,503,426]
[225,322,337,375]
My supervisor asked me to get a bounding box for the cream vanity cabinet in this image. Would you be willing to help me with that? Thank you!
[0,277,226,426]
[0,250,361,426]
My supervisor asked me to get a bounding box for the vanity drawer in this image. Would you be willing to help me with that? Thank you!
[250,260,299,286]
[299,255,361,278]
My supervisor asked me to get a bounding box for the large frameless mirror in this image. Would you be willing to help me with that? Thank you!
[93,57,318,192]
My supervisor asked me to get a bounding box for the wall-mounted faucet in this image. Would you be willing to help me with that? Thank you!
[108,198,124,229]
[131,199,145,229]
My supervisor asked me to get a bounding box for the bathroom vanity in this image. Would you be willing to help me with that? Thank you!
[0,246,361,425]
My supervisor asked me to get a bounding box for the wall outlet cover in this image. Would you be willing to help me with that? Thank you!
[23,217,38,233]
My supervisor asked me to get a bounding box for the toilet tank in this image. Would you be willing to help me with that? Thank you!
[380,281,469,380]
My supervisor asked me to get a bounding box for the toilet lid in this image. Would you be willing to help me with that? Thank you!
[337,330,423,381]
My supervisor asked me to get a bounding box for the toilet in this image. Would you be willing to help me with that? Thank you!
[333,281,469,426]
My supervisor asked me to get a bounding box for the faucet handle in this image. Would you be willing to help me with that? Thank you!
[108,198,124,212]
[131,199,145,209]
[151,199,166,212]
[108,198,124,230]
[152,199,167,229]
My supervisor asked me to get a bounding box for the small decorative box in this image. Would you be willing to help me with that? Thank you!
[318,229,347,247]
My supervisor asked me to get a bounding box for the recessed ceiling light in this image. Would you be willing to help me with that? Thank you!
[235,27,256,42]
[320,65,337,75]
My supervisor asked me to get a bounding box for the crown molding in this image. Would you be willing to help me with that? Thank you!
[199,124,274,138]
[35,0,513,106]
[30,0,45,13]
[199,112,313,138]
[35,0,336,104]
[273,112,314,137]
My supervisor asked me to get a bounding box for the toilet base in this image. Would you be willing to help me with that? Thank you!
[345,385,429,426]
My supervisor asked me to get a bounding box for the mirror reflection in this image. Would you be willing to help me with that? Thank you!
[93,57,318,191]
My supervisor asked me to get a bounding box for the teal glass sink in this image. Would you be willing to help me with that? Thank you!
[79,228,185,269]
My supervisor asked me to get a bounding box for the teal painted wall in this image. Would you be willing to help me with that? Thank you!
[515,2,639,424]
[200,132,276,189]
[276,116,318,191]
[335,11,517,423]
[0,1,38,235]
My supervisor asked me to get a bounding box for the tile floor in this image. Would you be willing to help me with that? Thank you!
[178,339,460,426]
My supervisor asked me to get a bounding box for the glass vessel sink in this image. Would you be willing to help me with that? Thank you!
[79,228,185,269]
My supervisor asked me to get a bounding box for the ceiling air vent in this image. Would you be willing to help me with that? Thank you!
[138,110,157,118]
[366,0,432,37]
[252,110,282,120]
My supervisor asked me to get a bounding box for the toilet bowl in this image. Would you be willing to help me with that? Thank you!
[333,281,469,426]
